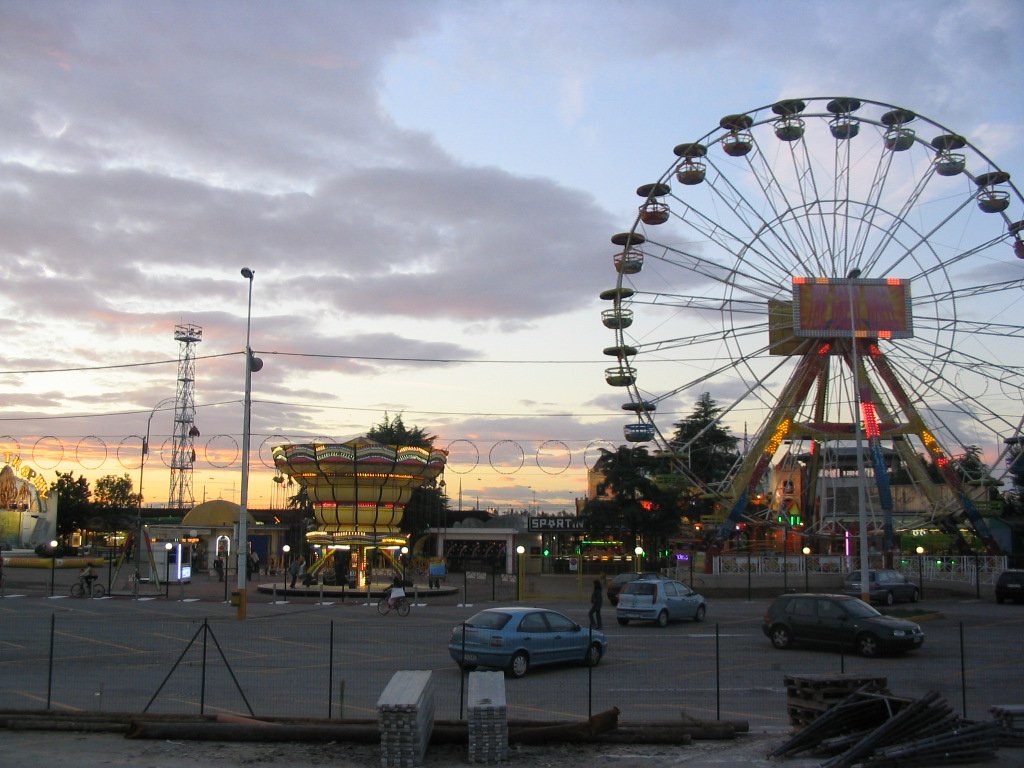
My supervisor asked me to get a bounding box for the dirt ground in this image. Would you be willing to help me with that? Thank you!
[2,728,1023,768]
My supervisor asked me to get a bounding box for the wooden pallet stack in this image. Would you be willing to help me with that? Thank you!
[784,674,888,729]
[376,670,435,767]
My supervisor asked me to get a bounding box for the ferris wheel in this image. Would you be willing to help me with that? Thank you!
[600,97,1024,552]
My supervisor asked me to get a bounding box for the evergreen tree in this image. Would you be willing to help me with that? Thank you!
[580,445,680,552]
[669,393,740,487]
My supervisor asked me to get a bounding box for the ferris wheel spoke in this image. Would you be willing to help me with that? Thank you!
[847,130,905,269]
[916,276,1024,304]
[915,316,1024,341]
[654,207,794,297]
[738,140,828,275]
[861,171,947,277]
[690,157,808,280]
[884,343,1023,438]
[909,231,1013,283]
[641,339,785,408]
[631,323,767,356]
[633,292,764,316]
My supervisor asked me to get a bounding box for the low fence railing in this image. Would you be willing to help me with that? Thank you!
[711,553,1007,586]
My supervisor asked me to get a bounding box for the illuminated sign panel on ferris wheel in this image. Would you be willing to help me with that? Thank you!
[791,277,913,340]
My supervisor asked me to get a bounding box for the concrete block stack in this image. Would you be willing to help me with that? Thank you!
[376,670,435,767]
[467,671,508,764]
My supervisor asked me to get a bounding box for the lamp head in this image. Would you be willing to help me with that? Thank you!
[241,267,254,280]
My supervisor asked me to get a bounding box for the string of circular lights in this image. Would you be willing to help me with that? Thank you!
[0,351,723,477]
[0,431,618,477]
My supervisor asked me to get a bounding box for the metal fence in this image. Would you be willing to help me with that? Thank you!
[3,610,1018,727]
[712,553,1007,585]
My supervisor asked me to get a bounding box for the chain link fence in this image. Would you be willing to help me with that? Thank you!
[2,610,1019,727]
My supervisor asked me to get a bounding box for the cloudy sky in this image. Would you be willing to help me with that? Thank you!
[1,0,1022,512]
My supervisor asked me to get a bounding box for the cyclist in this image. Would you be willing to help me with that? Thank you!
[79,564,97,594]
[386,576,406,609]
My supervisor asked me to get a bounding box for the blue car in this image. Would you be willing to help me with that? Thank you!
[448,606,607,679]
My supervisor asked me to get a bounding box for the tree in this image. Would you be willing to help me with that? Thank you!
[667,393,742,526]
[669,393,740,487]
[50,472,92,539]
[367,412,436,449]
[366,413,447,537]
[93,473,140,508]
[92,473,141,532]
[579,445,681,551]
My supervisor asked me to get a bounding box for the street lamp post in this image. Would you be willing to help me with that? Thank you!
[49,540,59,597]
[282,544,290,597]
[138,397,176,571]
[164,542,173,599]
[516,545,525,601]
[847,271,872,601]
[634,546,644,573]
[802,546,812,592]
[237,267,261,620]
[400,546,408,583]
[916,546,925,599]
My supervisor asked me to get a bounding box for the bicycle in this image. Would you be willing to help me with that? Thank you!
[377,594,411,617]
[70,580,106,598]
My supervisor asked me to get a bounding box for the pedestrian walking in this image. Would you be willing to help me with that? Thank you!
[588,579,604,629]
[289,556,305,589]
[213,555,224,582]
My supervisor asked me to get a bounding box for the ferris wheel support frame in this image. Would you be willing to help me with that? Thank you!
[712,336,1001,555]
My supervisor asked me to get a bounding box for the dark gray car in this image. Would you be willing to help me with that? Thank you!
[995,570,1024,604]
[762,593,924,657]
[842,569,919,605]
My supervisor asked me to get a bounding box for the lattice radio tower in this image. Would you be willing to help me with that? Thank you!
[169,323,202,509]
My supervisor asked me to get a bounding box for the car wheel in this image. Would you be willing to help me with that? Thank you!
[856,633,881,658]
[506,651,529,679]
[770,626,793,650]
[657,610,669,628]
[693,604,707,623]
[909,589,919,603]
[996,595,1005,604]
[884,591,895,606]
[616,617,629,626]
[583,642,603,667]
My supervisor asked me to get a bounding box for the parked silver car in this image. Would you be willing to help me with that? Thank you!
[842,569,919,605]
[615,578,706,627]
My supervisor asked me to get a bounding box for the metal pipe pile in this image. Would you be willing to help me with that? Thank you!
[771,689,1005,767]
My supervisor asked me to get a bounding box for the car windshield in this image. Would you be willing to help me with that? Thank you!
[464,611,511,630]
[843,599,882,618]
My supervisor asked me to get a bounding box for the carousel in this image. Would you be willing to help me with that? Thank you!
[272,438,447,587]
